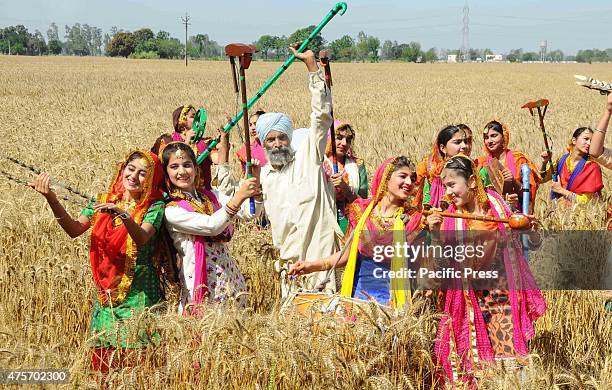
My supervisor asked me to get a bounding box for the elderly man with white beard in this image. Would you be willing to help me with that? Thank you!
[216,47,341,298]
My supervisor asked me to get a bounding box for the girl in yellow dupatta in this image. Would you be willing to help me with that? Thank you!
[289,156,424,310]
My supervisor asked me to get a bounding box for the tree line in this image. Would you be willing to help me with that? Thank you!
[1,23,611,63]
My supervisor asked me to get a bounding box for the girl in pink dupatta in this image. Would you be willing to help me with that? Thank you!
[289,156,424,309]
[160,142,263,314]
[236,110,268,173]
[426,155,546,388]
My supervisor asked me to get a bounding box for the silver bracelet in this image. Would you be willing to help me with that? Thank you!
[594,128,607,134]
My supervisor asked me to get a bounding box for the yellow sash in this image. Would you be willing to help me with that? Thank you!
[340,201,412,309]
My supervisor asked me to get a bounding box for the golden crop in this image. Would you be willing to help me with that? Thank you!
[0,56,610,388]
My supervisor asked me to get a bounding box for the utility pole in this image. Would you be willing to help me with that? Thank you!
[181,13,191,66]
[8,39,11,55]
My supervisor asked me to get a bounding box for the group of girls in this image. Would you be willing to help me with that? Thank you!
[290,113,607,386]
[29,95,607,384]
[31,104,261,372]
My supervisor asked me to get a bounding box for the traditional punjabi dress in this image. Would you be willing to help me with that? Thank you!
[433,185,546,387]
[341,157,423,308]
[475,121,541,212]
[218,69,341,297]
[164,187,262,314]
[415,143,490,208]
[80,150,166,371]
[322,120,368,234]
[541,150,604,204]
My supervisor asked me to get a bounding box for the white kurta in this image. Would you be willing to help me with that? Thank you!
[164,189,262,313]
[217,69,341,294]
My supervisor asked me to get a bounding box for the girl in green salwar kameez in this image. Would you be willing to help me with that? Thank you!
[31,149,165,372]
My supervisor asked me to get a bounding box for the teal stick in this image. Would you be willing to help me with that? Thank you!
[197,2,347,165]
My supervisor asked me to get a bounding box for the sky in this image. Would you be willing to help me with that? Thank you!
[0,0,609,55]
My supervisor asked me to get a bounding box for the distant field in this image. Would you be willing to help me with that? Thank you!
[0,56,610,388]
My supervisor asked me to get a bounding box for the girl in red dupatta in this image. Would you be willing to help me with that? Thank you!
[289,156,423,309]
[415,125,470,208]
[540,127,604,204]
[426,155,546,388]
[476,120,541,214]
[31,150,166,372]
[160,142,262,314]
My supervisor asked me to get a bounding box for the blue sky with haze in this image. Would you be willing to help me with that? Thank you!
[0,0,609,54]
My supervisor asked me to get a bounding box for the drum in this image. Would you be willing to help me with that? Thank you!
[281,292,387,322]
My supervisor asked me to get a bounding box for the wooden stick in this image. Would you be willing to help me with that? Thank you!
[423,208,531,229]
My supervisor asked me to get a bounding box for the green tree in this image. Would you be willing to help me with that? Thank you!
[46,22,59,42]
[521,52,538,62]
[506,48,523,62]
[0,25,30,54]
[256,35,279,59]
[189,33,221,58]
[133,28,154,53]
[156,37,182,59]
[48,39,62,55]
[108,31,135,57]
[549,49,564,62]
[423,47,438,62]
[156,30,170,40]
[400,41,421,62]
[29,30,47,55]
[65,23,89,56]
[329,35,355,61]
[287,25,325,55]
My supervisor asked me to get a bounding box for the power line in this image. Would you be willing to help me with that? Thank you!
[180,12,191,67]
[461,0,470,61]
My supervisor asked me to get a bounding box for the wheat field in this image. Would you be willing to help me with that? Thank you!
[0,56,611,388]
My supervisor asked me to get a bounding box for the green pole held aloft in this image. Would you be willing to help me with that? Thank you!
[196,2,347,165]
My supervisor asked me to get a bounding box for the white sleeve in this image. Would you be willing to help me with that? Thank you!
[164,206,231,236]
[216,190,263,221]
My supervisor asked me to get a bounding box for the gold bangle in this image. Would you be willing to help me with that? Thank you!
[323,258,330,271]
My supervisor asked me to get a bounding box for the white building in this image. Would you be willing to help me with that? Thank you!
[447,54,458,63]
[485,54,504,62]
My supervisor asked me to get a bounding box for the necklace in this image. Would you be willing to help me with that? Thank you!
[171,190,214,215]
[370,204,395,231]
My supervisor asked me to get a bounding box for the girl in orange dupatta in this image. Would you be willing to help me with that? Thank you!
[289,156,423,309]
[426,155,546,388]
[415,125,472,208]
[31,150,166,373]
[476,120,541,214]
[540,127,604,204]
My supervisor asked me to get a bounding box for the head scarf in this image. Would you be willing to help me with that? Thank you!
[481,119,514,173]
[414,128,453,207]
[90,150,164,306]
[342,157,421,310]
[325,120,356,158]
[174,105,195,133]
[256,113,294,144]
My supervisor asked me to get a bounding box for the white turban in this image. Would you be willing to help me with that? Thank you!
[256,113,294,143]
